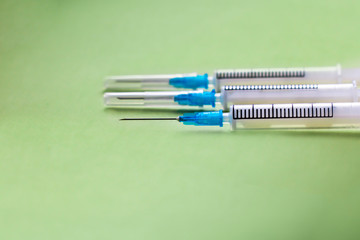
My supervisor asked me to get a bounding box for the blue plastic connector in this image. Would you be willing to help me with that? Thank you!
[169,74,209,90]
[178,110,223,127]
[174,89,216,107]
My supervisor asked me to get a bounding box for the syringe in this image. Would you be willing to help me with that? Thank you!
[105,65,360,91]
[120,102,360,130]
[104,82,360,110]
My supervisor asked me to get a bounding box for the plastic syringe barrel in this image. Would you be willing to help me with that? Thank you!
[214,65,360,91]
[104,73,210,91]
[177,102,360,129]
[226,102,360,130]
[221,82,359,110]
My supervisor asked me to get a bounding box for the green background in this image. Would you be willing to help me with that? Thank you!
[1,0,360,239]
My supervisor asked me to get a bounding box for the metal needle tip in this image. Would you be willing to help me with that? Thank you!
[119,117,178,121]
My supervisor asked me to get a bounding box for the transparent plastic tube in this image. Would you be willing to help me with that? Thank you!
[221,82,359,110]
[214,65,360,91]
[104,90,206,107]
[121,103,360,130]
[226,102,360,130]
[105,65,360,91]
[104,73,211,91]
[105,83,360,110]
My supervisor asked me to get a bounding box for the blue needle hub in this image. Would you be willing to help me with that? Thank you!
[174,89,216,107]
[169,74,209,89]
[178,110,223,127]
